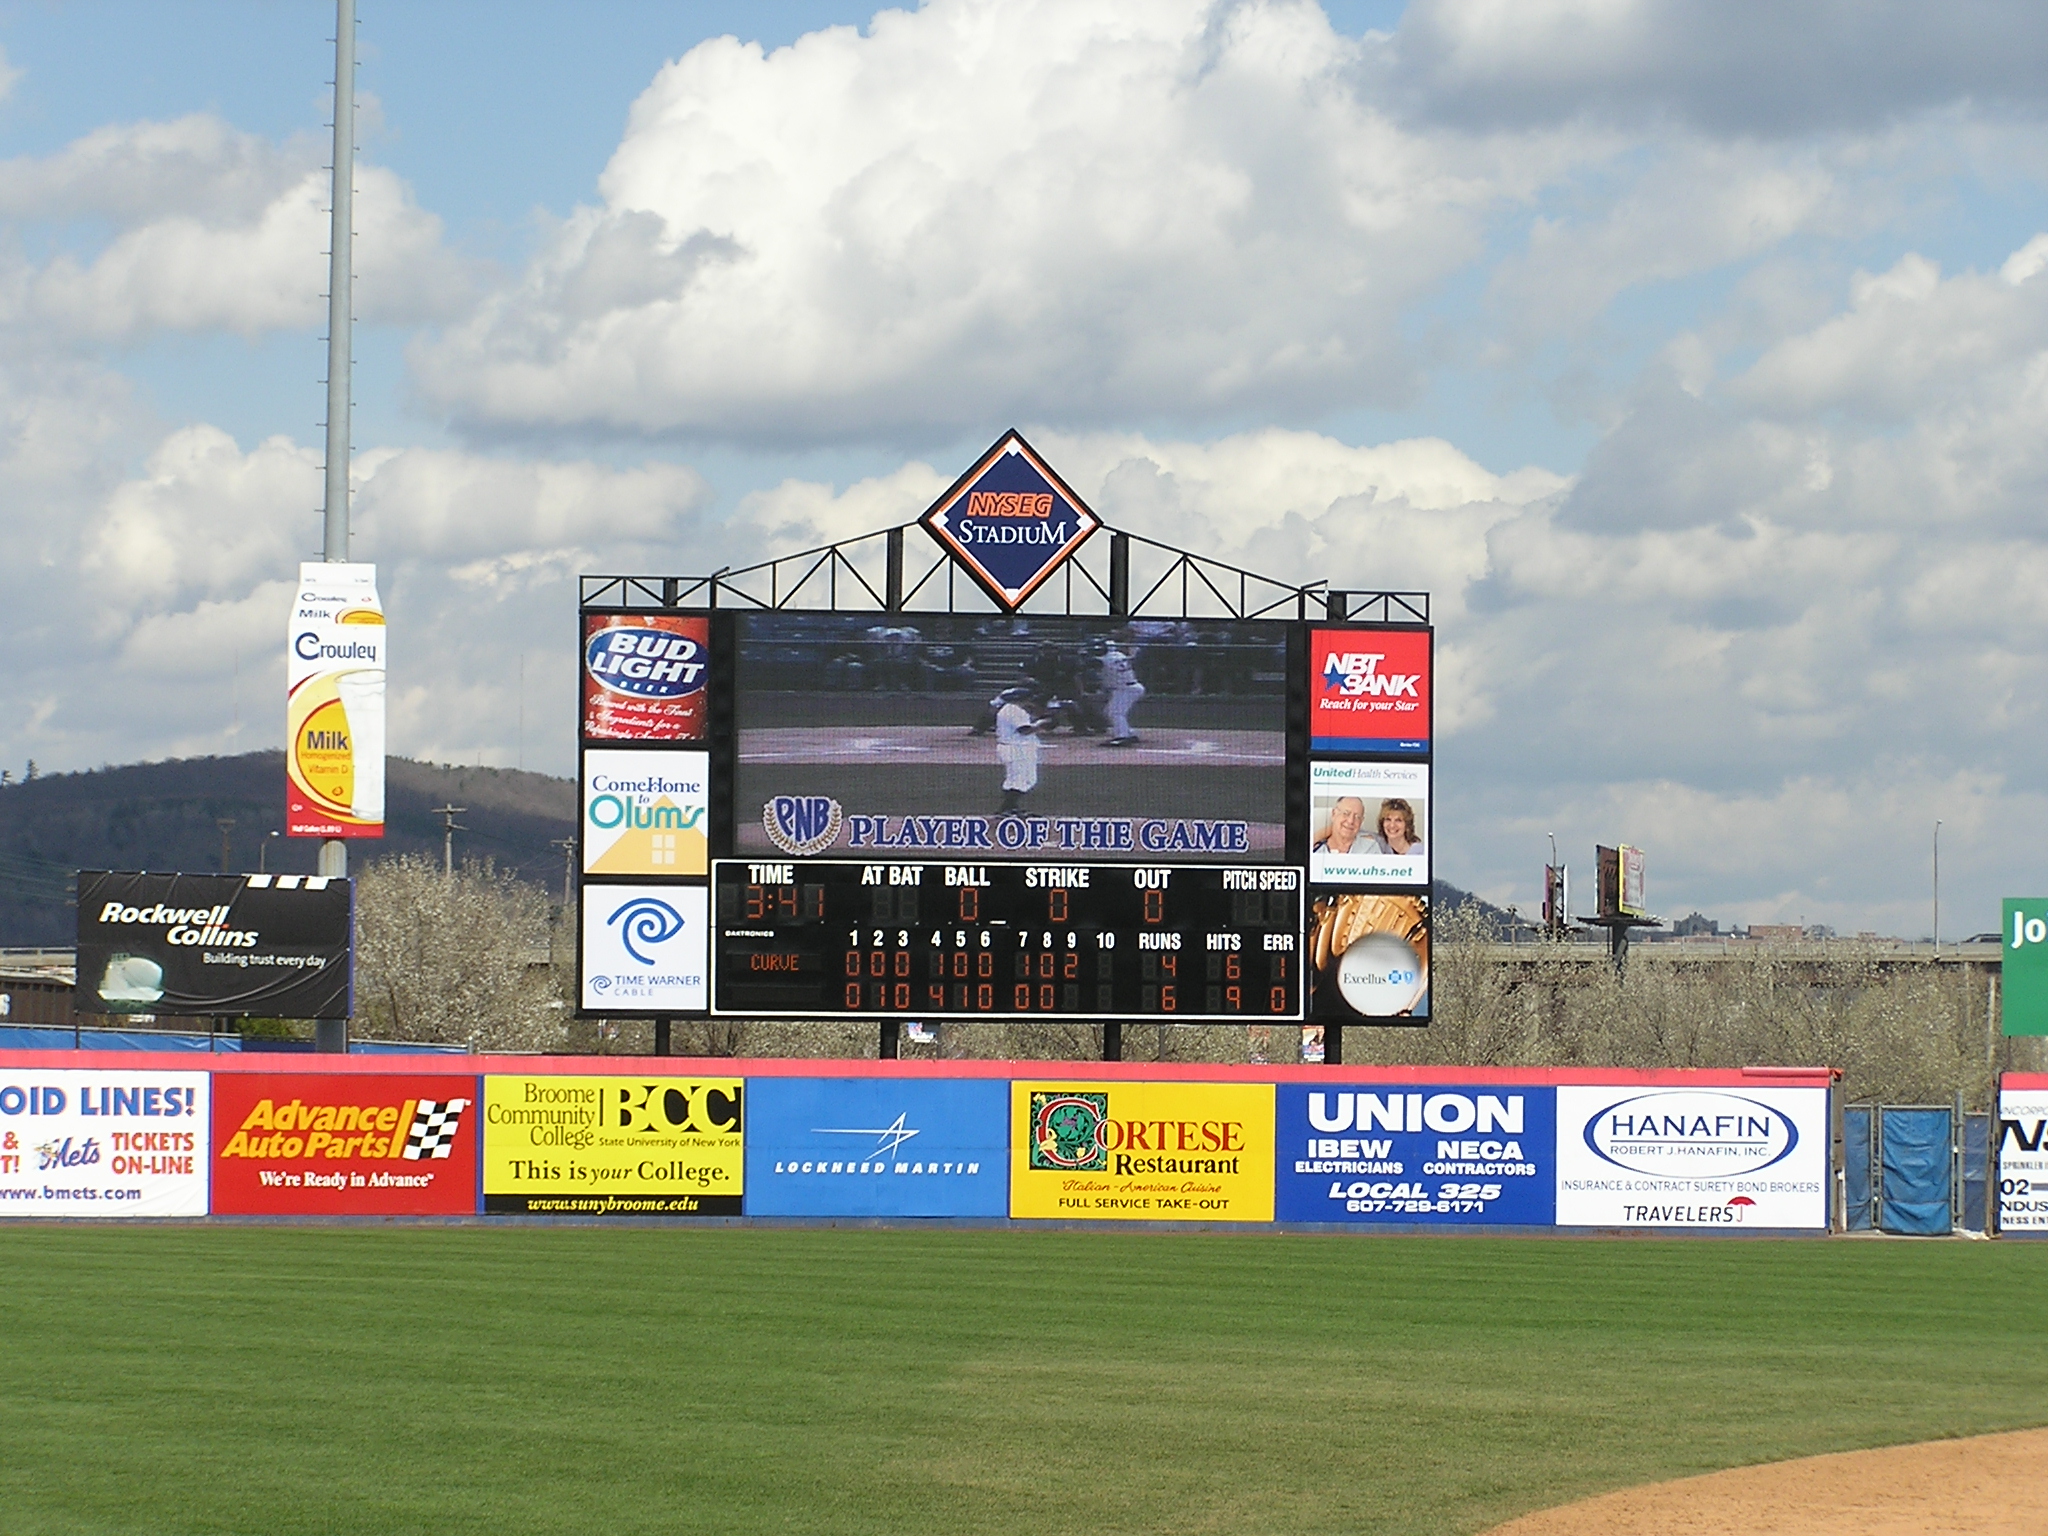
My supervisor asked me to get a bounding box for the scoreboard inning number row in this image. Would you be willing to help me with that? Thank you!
[713,860,1304,1020]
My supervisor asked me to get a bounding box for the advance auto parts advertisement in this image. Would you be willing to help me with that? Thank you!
[483,1076,743,1215]
[1010,1080,1274,1222]
[1555,1085,1828,1229]
[1274,1084,1555,1226]
[211,1073,478,1216]
[0,1070,208,1217]
[76,871,351,1019]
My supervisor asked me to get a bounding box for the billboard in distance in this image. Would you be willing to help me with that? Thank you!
[1307,893,1429,1022]
[1274,1083,1554,1226]
[1009,1079,1274,1221]
[2001,901,2048,1036]
[580,884,708,1013]
[744,1077,1007,1217]
[582,750,708,875]
[210,1072,478,1215]
[482,1075,743,1215]
[583,614,709,741]
[1309,761,1428,887]
[1308,627,1429,754]
[0,1069,208,1217]
[76,872,351,1019]
[734,612,1289,861]
[1998,1086,2048,1230]
[287,561,385,838]
[1554,1085,1828,1228]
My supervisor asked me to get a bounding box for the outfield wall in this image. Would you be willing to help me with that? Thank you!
[0,1053,1834,1231]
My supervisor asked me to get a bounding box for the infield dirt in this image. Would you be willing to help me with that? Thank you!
[1482,1427,2048,1535]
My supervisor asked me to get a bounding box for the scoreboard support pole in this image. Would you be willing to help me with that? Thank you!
[1102,1021,1123,1061]
[654,1016,671,1056]
[879,1019,900,1059]
[1325,1023,1343,1066]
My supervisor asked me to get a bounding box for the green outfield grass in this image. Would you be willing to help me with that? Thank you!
[1,1228,2043,1536]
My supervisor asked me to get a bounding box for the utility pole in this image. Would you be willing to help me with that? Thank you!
[217,817,235,874]
[432,804,467,879]
[1933,819,1942,953]
[313,0,356,1055]
[551,836,575,911]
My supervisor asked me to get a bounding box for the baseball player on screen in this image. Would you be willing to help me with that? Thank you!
[994,686,1043,814]
[1100,639,1146,745]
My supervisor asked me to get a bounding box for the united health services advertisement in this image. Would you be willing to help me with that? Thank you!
[1308,762,1428,887]
[0,1070,208,1217]
[1273,1084,1554,1225]
[1998,1087,2048,1231]
[1010,1080,1274,1221]
[1554,1085,1828,1229]
[482,1075,743,1215]
[745,1077,1007,1217]
[211,1073,478,1216]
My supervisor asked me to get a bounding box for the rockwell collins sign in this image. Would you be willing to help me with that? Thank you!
[75,872,352,1019]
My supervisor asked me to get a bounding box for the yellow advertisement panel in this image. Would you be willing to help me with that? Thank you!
[1009,1080,1274,1221]
[483,1075,743,1216]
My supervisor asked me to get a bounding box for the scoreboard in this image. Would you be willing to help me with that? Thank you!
[713,860,1303,1019]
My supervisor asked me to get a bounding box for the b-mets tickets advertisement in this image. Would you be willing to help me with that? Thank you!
[482,1075,743,1215]
[210,1073,479,1215]
[1273,1083,1555,1225]
[0,1069,209,1217]
[1009,1080,1274,1221]
[1554,1084,1828,1229]
[1998,1085,2048,1232]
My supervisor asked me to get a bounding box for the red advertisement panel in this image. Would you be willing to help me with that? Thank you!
[582,614,710,741]
[1309,627,1430,755]
[210,1073,479,1215]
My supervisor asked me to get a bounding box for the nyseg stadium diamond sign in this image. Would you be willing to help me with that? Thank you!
[920,430,1101,609]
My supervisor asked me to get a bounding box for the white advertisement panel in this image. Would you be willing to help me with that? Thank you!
[1555,1084,1828,1229]
[582,750,709,875]
[581,884,708,1012]
[0,1069,209,1216]
[1309,761,1428,887]
[1998,1088,2048,1231]
[286,561,385,838]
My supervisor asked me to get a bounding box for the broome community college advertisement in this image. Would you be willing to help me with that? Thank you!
[1999,1084,2048,1231]
[1273,1084,1555,1225]
[1554,1085,1829,1228]
[1010,1080,1275,1221]
[744,1077,1008,1218]
[482,1076,744,1215]
[210,1073,477,1216]
[0,1069,208,1217]
[734,613,1289,862]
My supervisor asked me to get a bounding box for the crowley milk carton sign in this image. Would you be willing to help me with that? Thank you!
[919,431,1101,609]
[287,561,385,838]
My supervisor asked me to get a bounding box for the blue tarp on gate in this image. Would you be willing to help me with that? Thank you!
[1962,1113,1989,1232]
[1844,1106,1872,1230]
[1879,1108,1952,1235]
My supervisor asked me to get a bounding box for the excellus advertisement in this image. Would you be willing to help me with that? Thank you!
[1010,1080,1274,1221]
[482,1076,744,1215]
[0,1070,208,1216]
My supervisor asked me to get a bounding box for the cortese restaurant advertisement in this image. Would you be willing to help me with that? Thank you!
[0,1069,209,1217]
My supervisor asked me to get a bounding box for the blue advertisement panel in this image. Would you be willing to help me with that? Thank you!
[1274,1083,1555,1225]
[744,1077,1009,1218]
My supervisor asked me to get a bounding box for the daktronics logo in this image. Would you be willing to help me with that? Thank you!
[1309,628,1430,751]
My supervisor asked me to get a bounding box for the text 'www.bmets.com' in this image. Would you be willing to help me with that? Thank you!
[522,1196,703,1213]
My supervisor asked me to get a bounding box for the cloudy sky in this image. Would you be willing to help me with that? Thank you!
[2,0,2045,936]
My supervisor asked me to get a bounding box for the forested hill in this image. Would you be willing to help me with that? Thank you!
[0,752,574,946]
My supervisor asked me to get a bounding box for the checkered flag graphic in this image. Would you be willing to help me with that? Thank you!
[402,1098,470,1160]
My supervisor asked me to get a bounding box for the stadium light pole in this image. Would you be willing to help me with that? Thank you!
[313,0,355,1054]
[1933,819,1941,953]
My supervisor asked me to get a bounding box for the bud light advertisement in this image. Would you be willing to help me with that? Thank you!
[1308,626,1430,754]
[583,613,710,741]
[745,1077,1008,1218]
[1274,1083,1555,1225]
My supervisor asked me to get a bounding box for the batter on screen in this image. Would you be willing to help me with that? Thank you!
[994,685,1043,814]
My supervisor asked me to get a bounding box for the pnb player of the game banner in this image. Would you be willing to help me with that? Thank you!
[1554,1084,1828,1229]
[1273,1083,1555,1226]
[0,1070,208,1217]
[286,561,385,837]
[734,613,1288,861]
[481,1075,743,1215]
[1309,626,1429,754]
[1998,1082,2048,1231]
[211,1073,479,1215]
[1009,1080,1274,1221]
[918,430,1101,608]
[583,613,709,740]
[582,749,708,875]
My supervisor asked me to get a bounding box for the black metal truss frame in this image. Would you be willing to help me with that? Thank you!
[580,522,1427,625]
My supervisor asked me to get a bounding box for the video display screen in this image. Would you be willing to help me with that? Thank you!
[733,614,1289,863]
